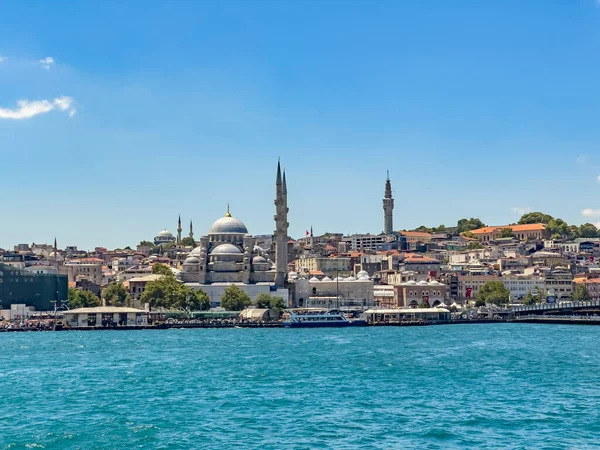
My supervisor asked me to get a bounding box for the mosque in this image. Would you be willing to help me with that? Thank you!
[178,161,290,305]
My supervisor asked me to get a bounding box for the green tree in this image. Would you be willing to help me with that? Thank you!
[254,292,273,309]
[571,285,591,302]
[220,285,251,311]
[522,287,546,305]
[579,223,599,239]
[255,293,287,311]
[546,218,570,238]
[152,263,173,276]
[68,288,101,309]
[413,225,432,233]
[269,296,287,311]
[477,281,510,306]
[139,240,155,247]
[140,276,211,311]
[518,212,554,225]
[102,282,132,307]
[456,218,485,234]
[500,228,515,238]
[466,241,483,250]
[180,237,196,247]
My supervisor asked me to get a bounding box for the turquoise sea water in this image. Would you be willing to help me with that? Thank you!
[1,324,600,449]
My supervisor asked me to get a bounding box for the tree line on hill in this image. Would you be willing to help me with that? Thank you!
[411,212,599,240]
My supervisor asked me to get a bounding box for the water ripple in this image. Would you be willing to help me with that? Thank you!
[1,324,600,448]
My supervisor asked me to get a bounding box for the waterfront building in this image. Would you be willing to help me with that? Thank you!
[0,262,68,311]
[502,275,543,301]
[373,284,395,308]
[291,271,374,308]
[179,161,289,305]
[63,306,148,327]
[573,276,600,300]
[457,274,501,301]
[394,280,447,307]
[542,269,573,300]
[363,307,451,324]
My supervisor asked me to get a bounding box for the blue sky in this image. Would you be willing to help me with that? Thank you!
[1,0,600,250]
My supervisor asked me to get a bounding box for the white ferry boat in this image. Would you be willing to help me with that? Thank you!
[283,309,366,328]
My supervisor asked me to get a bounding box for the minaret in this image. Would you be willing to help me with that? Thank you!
[383,171,394,234]
[177,215,182,245]
[53,237,58,265]
[274,160,289,288]
[189,220,194,240]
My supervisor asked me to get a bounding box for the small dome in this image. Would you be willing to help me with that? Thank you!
[157,230,173,237]
[309,277,320,282]
[211,243,242,255]
[189,246,203,257]
[209,215,248,235]
[184,256,200,264]
[405,280,417,285]
[429,280,441,286]
[322,276,333,282]
[346,276,356,281]
[252,255,267,264]
[417,280,428,286]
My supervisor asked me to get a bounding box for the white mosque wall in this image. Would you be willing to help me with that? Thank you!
[187,283,289,308]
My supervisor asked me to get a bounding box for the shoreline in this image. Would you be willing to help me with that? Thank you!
[3,317,600,332]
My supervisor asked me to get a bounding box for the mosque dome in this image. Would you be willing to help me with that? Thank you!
[346,276,357,281]
[252,255,267,264]
[356,270,370,279]
[184,256,200,264]
[189,246,203,257]
[210,243,242,255]
[309,277,320,282]
[209,215,248,235]
[157,230,173,237]
[322,276,333,282]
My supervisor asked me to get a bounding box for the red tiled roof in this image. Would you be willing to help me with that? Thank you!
[471,223,546,235]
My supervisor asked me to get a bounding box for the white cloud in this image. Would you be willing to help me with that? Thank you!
[576,155,587,164]
[597,175,600,183]
[511,206,531,215]
[0,56,7,63]
[0,96,76,120]
[582,208,600,218]
[39,56,54,70]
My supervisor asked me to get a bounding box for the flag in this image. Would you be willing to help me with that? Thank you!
[306,230,310,236]
[466,287,472,298]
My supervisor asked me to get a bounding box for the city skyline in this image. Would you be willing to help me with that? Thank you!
[1,1,600,249]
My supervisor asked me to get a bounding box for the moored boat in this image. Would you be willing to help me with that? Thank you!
[283,309,366,328]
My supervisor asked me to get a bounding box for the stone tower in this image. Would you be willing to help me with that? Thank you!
[274,160,289,288]
[177,215,182,245]
[383,171,394,234]
[189,220,194,240]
